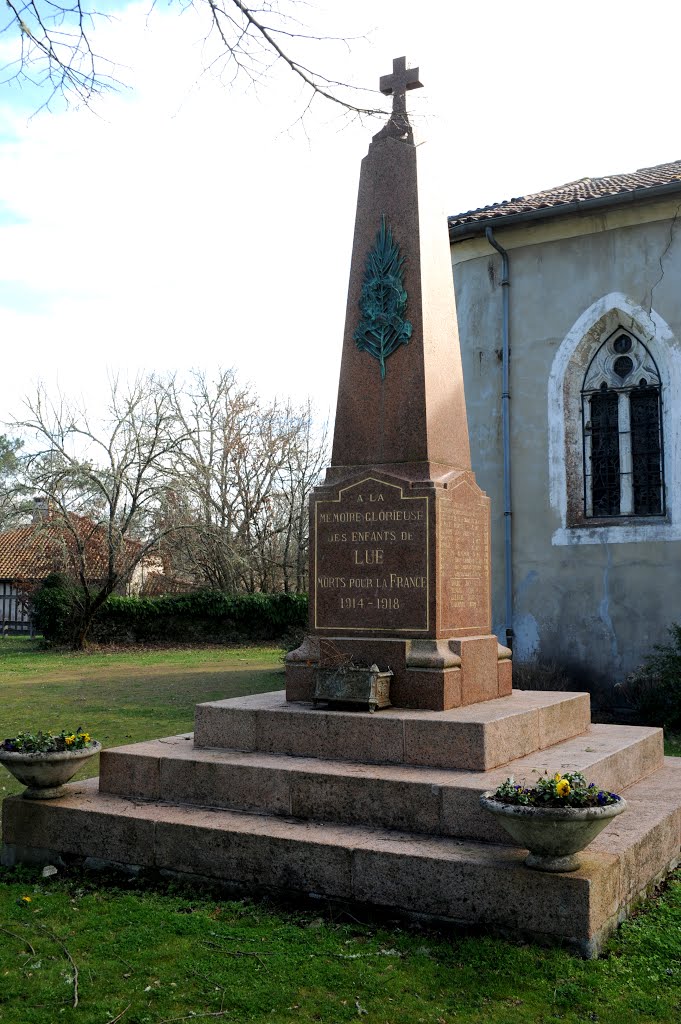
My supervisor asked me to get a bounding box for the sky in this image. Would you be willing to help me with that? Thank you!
[0,0,680,437]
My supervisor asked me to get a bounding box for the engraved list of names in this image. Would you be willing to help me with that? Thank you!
[314,478,429,632]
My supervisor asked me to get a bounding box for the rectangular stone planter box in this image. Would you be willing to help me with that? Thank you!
[313,666,392,712]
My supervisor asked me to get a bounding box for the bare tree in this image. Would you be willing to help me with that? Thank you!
[161,369,326,593]
[12,369,325,645]
[160,369,256,592]
[271,399,327,593]
[0,434,24,529]
[2,0,119,108]
[16,375,188,648]
[1,0,383,117]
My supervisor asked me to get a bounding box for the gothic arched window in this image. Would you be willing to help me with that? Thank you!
[581,328,664,518]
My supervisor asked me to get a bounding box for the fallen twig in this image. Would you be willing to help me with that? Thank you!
[187,965,227,991]
[37,924,79,1008]
[1,926,36,955]
[107,1003,131,1024]
[201,940,273,954]
[186,965,228,1009]
[157,1011,230,1023]
[111,950,134,973]
[200,940,271,969]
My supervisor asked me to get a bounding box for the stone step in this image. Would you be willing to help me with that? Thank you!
[98,723,663,843]
[193,689,592,770]
[3,758,681,957]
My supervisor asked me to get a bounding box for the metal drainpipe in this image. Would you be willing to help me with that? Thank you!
[485,227,513,651]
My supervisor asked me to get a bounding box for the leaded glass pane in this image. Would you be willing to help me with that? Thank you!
[613,334,632,354]
[590,391,620,516]
[613,356,633,379]
[630,388,663,515]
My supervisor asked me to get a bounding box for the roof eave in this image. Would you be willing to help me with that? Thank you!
[448,178,681,242]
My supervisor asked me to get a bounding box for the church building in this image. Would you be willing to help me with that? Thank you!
[449,160,681,690]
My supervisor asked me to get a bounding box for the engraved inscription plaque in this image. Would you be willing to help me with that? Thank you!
[314,478,429,632]
[439,484,490,633]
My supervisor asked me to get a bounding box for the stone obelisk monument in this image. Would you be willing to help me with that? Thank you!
[286,58,511,709]
[5,62,680,955]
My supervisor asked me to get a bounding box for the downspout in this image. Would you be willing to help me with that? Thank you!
[485,227,513,651]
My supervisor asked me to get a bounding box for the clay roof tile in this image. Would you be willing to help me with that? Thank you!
[0,516,141,581]
[449,159,681,232]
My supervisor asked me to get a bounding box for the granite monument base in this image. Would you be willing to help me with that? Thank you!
[3,688,681,957]
[286,634,512,710]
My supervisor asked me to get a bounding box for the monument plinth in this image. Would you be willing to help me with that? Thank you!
[286,58,509,710]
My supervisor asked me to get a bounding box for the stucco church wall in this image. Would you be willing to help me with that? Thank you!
[452,201,681,689]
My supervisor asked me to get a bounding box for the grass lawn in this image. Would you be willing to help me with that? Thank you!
[0,638,680,1023]
[0,866,679,1024]
[0,637,285,803]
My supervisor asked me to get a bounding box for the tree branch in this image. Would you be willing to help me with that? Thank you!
[1,0,385,118]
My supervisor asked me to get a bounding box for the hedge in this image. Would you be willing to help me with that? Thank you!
[33,577,308,645]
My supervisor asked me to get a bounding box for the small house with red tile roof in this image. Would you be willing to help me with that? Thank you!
[0,499,168,634]
[449,159,681,690]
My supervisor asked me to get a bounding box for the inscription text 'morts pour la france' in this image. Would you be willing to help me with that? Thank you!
[314,478,429,632]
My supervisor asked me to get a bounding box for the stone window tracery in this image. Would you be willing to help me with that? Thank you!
[549,293,680,545]
[581,329,664,519]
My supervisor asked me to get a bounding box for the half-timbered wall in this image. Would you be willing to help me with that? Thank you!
[0,581,32,634]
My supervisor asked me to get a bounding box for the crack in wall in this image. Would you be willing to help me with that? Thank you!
[647,202,681,318]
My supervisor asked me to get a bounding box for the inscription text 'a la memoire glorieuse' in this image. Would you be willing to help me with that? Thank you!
[314,478,429,632]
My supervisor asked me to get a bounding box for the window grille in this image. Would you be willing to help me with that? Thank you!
[630,387,663,515]
[589,389,620,516]
[581,329,664,519]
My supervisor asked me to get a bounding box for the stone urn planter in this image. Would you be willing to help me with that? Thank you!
[480,792,627,872]
[0,742,102,799]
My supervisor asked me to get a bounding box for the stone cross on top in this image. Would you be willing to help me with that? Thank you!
[379,56,423,116]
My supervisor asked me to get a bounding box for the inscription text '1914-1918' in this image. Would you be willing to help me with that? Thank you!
[314,478,429,632]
